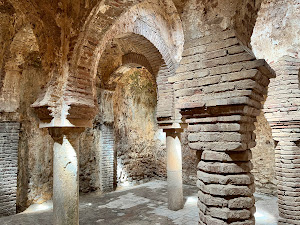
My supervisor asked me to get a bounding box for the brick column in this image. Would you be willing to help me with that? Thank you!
[264,56,300,225]
[173,27,275,224]
[182,109,257,225]
[0,122,20,217]
[49,128,84,225]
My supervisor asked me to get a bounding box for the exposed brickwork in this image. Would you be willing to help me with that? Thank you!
[264,56,300,225]
[65,1,183,123]
[3,1,300,224]
[174,27,275,224]
[118,34,163,76]
[157,64,175,120]
[0,122,20,217]
[99,123,115,192]
[122,53,154,75]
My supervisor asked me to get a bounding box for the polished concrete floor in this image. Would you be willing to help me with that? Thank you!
[0,180,278,225]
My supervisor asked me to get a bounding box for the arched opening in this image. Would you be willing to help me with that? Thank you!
[78,30,170,191]
[70,0,185,196]
[2,0,300,225]
[112,67,159,186]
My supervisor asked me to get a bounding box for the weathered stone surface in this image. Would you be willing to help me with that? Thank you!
[201,150,252,162]
[197,171,254,185]
[228,197,255,209]
[197,180,255,197]
[251,111,277,195]
[198,161,253,174]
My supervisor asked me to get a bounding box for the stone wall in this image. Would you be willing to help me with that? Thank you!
[0,122,19,217]
[181,0,263,47]
[79,129,100,193]
[113,68,160,184]
[17,64,53,212]
[251,111,276,195]
[181,130,199,185]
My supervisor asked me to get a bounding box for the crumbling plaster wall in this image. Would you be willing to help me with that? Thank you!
[252,0,300,63]
[0,5,56,212]
[181,0,263,47]
[78,89,115,193]
[113,68,161,184]
[17,61,53,212]
[251,110,276,195]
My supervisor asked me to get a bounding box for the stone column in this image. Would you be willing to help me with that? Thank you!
[163,126,184,211]
[49,128,84,225]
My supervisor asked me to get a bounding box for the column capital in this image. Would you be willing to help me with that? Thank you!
[48,127,85,143]
[162,122,187,134]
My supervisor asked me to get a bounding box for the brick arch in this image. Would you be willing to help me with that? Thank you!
[122,53,154,76]
[106,63,156,91]
[97,33,164,88]
[66,0,184,122]
[103,52,156,90]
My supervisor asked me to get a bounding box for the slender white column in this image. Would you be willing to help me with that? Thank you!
[49,128,84,225]
[165,128,184,211]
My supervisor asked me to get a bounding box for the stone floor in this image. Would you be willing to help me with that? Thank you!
[0,180,278,225]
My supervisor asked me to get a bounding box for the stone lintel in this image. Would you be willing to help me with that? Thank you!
[39,118,93,128]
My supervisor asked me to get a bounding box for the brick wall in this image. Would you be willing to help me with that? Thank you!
[0,122,20,217]
[264,56,300,224]
[99,124,115,192]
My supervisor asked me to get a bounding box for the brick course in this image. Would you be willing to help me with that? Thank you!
[0,122,20,217]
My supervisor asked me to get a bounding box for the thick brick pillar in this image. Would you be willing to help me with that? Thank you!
[49,128,84,225]
[173,27,275,224]
[264,56,300,225]
[0,122,20,217]
[182,109,258,225]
